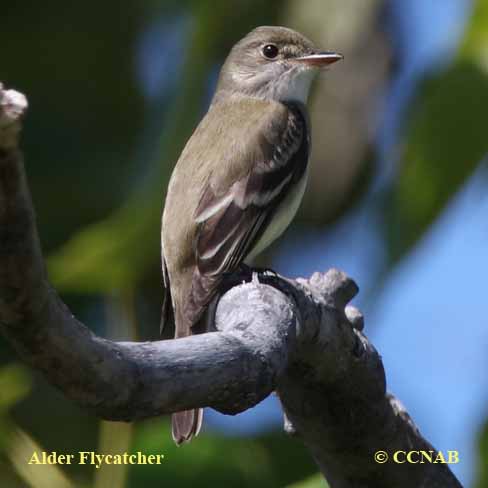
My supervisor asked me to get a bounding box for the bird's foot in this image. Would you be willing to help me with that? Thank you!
[220,264,280,292]
[237,264,279,281]
[255,267,279,278]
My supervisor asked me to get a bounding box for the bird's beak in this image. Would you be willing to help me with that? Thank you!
[295,51,343,68]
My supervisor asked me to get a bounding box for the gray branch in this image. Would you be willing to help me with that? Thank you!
[0,84,462,487]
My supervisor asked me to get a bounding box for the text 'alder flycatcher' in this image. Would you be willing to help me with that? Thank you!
[161,26,342,445]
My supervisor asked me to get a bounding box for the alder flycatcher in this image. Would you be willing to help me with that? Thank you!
[161,26,342,444]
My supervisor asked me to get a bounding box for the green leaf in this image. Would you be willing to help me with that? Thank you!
[128,418,316,488]
[0,364,32,450]
[287,473,329,488]
[385,0,488,261]
[129,420,274,487]
[386,62,488,259]
[459,0,488,65]
[5,426,77,488]
[475,419,488,488]
[0,364,32,412]
[47,198,161,292]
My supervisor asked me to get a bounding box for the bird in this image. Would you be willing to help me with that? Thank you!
[161,25,342,445]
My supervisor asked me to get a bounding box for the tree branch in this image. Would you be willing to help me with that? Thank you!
[0,84,462,487]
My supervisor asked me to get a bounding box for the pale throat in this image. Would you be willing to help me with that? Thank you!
[229,65,317,104]
[269,69,316,104]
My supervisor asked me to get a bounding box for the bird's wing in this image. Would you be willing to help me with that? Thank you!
[188,101,309,327]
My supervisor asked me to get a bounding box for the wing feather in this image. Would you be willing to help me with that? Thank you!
[187,102,309,327]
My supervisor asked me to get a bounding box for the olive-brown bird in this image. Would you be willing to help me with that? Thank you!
[161,25,342,444]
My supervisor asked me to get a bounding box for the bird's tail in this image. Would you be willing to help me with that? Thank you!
[170,292,205,445]
[172,409,203,445]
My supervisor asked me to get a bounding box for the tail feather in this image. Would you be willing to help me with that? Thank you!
[172,408,203,445]
[169,275,206,445]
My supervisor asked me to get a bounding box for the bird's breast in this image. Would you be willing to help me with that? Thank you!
[245,165,309,263]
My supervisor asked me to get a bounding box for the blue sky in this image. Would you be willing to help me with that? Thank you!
[371,165,488,485]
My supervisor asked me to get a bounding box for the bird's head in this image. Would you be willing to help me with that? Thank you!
[215,26,343,104]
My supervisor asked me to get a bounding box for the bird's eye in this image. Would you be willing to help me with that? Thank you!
[262,44,279,59]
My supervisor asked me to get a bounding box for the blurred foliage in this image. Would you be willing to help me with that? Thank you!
[0,365,77,487]
[0,364,31,414]
[460,0,488,60]
[0,364,32,448]
[95,422,133,488]
[6,427,78,488]
[127,418,316,487]
[1,1,146,250]
[287,473,329,488]
[286,0,390,225]
[476,419,488,488]
[386,61,488,259]
[385,0,488,261]
[46,0,283,293]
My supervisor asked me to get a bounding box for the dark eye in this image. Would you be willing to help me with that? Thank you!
[262,44,279,59]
